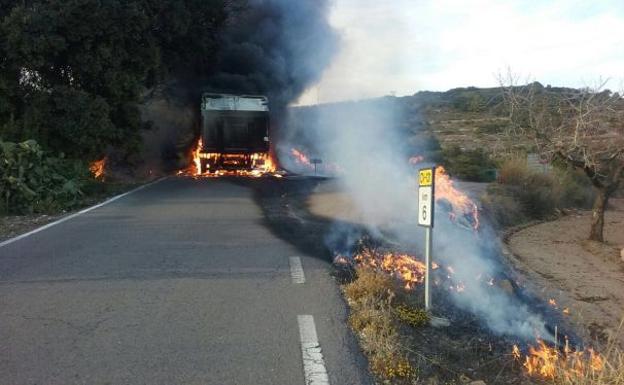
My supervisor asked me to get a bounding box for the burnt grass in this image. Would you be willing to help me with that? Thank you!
[246,176,577,384]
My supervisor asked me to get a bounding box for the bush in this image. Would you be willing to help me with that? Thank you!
[442,145,497,182]
[497,158,528,185]
[481,187,527,227]
[394,304,429,328]
[0,139,87,214]
[483,158,594,227]
[476,121,506,134]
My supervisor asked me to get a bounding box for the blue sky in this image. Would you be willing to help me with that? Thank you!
[296,0,624,104]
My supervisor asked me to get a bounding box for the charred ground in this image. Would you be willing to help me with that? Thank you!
[249,176,581,384]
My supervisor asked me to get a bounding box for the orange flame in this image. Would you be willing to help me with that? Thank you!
[184,137,279,177]
[90,157,106,179]
[513,340,604,380]
[434,166,480,230]
[291,148,311,166]
[192,138,203,176]
[350,248,440,290]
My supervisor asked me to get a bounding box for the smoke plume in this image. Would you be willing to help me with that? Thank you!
[208,0,338,111]
[141,0,338,171]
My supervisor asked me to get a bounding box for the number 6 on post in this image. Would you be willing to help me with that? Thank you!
[418,168,434,228]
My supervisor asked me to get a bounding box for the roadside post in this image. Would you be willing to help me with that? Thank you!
[311,158,322,176]
[418,167,435,311]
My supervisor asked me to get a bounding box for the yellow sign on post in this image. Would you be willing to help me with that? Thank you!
[419,169,433,186]
[418,168,435,228]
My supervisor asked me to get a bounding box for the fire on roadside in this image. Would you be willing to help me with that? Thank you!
[512,340,604,380]
[90,157,106,179]
[291,148,312,167]
[434,166,479,230]
[547,298,571,316]
[408,157,479,230]
[337,248,440,291]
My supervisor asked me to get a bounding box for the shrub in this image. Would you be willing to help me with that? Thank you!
[497,157,528,185]
[481,185,527,227]
[483,158,593,227]
[476,121,506,134]
[442,145,497,182]
[0,139,87,214]
[394,304,429,328]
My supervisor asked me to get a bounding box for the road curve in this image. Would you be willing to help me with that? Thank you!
[0,177,372,385]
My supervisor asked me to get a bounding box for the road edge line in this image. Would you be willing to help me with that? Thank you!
[0,177,167,248]
[297,314,330,385]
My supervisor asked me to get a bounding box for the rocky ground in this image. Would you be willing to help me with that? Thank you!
[506,198,624,348]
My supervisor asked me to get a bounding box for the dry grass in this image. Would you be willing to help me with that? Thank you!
[497,157,529,185]
[343,267,419,382]
[528,321,624,385]
[552,347,624,385]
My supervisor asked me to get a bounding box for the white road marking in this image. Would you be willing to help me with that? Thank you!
[289,256,306,284]
[297,315,330,385]
[0,177,167,248]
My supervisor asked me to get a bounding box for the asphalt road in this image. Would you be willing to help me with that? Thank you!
[0,177,372,385]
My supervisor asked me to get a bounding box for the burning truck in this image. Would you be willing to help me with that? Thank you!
[193,93,275,175]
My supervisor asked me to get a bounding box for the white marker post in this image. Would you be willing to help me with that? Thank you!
[418,167,435,311]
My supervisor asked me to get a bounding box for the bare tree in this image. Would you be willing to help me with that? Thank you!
[500,75,624,242]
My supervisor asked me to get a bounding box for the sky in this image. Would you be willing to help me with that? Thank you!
[295,0,624,105]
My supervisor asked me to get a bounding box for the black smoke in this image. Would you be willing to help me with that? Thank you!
[208,0,338,110]
[141,0,339,172]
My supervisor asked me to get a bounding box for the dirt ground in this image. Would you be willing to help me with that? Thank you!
[0,213,66,243]
[507,198,624,348]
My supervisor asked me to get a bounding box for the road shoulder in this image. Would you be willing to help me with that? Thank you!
[505,198,624,347]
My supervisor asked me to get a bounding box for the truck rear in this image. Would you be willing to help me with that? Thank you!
[197,93,272,174]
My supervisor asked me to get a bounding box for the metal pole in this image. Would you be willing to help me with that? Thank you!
[425,227,432,310]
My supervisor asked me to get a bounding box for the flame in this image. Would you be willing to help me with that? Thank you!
[349,248,441,290]
[291,148,312,167]
[434,166,480,230]
[90,157,106,179]
[549,298,558,308]
[192,138,203,175]
[183,137,279,177]
[513,340,604,380]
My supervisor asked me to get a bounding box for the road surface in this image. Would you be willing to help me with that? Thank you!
[0,177,372,385]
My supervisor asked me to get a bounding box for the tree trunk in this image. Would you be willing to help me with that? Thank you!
[589,187,609,242]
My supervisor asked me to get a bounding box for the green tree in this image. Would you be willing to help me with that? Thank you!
[0,0,232,160]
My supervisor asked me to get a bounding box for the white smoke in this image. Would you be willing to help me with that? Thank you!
[285,97,552,342]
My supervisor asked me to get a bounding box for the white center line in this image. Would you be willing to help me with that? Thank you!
[297,315,330,385]
[289,256,306,284]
